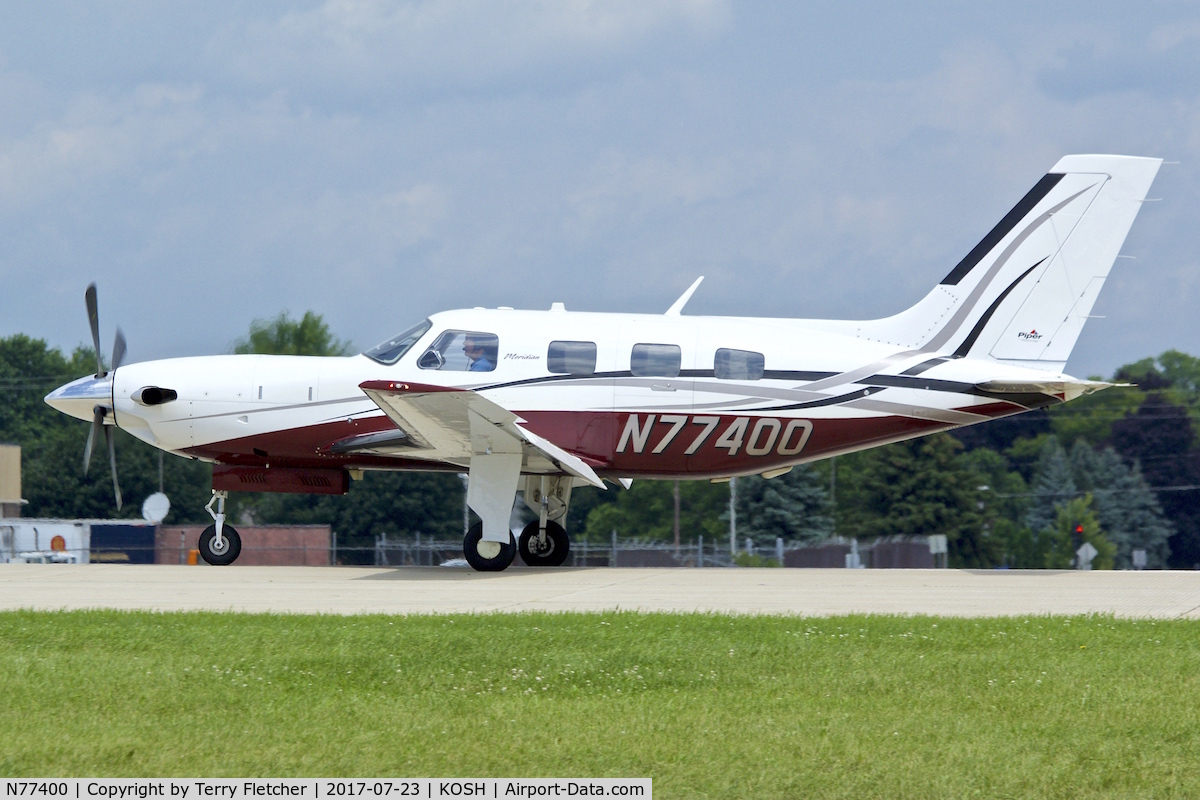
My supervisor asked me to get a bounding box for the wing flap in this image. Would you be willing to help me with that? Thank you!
[358,381,606,488]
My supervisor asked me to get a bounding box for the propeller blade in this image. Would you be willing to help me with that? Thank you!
[112,327,127,372]
[83,406,103,476]
[85,283,104,377]
[105,424,122,511]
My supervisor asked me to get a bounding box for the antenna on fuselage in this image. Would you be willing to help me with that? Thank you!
[665,276,704,316]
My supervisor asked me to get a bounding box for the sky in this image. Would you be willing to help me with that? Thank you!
[2,1,1199,378]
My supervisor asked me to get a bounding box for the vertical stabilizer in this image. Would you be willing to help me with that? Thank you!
[852,155,1161,373]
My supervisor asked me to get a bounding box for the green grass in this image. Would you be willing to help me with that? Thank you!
[2,611,1199,798]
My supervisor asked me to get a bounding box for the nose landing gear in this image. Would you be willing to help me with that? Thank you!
[199,490,242,566]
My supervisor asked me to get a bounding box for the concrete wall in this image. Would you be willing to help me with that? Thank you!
[156,524,332,566]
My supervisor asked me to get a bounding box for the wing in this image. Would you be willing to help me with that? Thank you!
[344,380,606,489]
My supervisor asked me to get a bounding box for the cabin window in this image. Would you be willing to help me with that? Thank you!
[630,343,681,377]
[714,348,764,380]
[417,330,499,372]
[363,319,432,365]
[547,341,597,375]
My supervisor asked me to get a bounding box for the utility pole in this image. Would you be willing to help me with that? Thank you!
[729,476,738,556]
[830,457,837,537]
[673,480,681,556]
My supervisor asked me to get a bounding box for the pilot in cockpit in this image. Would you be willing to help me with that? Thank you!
[463,335,495,372]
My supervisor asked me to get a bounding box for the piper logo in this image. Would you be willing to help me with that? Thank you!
[1017,329,1043,341]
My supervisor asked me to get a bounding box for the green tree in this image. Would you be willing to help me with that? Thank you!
[988,518,1044,569]
[958,446,1038,568]
[0,334,212,523]
[233,311,353,356]
[731,465,832,545]
[1070,441,1172,569]
[583,480,727,544]
[1041,494,1115,570]
[1156,349,1200,394]
[958,446,1030,525]
[1111,393,1200,568]
[1048,349,1200,449]
[1049,386,1144,447]
[1024,437,1076,535]
[840,434,990,567]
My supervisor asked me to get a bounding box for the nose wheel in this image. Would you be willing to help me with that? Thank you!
[518,520,570,567]
[198,523,242,565]
[199,490,242,565]
[463,522,517,571]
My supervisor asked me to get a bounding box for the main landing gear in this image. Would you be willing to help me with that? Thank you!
[199,490,242,566]
[516,476,572,568]
[518,520,569,567]
[461,475,575,572]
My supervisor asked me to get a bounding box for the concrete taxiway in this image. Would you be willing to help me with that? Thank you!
[2,564,1199,617]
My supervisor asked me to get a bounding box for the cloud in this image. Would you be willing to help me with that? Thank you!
[211,0,730,96]
[1037,21,1200,101]
[1,3,1198,379]
[0,80,209,216]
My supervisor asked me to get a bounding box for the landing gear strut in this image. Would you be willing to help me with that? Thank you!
[518,476,572,567]
[199,490,242,566]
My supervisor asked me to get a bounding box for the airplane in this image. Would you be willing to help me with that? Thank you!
[45,154,1161,571]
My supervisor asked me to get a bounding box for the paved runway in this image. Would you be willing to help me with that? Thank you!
[2,564,1200,617]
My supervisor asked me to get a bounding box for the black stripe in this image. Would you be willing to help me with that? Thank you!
[472,367,1059,413]
[762,370,840,382]
[951,258,1046,358]
[474,369,841,392]
[941,173,1064,286]
[862,374,1062,410]
[900,357,948,376]
[760,387,888,412]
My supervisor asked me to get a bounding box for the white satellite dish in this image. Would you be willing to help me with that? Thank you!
[142,492,171,524]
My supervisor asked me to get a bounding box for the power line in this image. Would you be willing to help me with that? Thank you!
[992,484,1200,498]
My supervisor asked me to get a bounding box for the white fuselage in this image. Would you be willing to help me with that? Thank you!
[47,306,1071,483]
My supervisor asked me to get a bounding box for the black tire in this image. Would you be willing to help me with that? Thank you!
[463,522,516,572]
[198,524,242,566]
[518,520,570,567]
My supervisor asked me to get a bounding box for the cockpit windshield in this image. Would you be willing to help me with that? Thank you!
[363,319,433,365]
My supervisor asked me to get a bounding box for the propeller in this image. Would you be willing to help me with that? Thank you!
[82,283,125,510]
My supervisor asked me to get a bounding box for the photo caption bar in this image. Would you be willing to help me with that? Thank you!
[2,780,651,800]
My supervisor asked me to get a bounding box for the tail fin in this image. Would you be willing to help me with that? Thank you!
[858,155,1161,373]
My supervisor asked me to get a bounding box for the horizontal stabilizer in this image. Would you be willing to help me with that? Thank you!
[975,378,1119,402]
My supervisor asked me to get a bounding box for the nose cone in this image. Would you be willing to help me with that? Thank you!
[45,374,112,422]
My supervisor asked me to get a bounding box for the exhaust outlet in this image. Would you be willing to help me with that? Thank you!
[132,386,178,406]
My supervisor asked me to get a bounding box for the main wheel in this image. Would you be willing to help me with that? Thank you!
[463,522,516,572]
[198,524,242,566]
[518,520,570,567]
